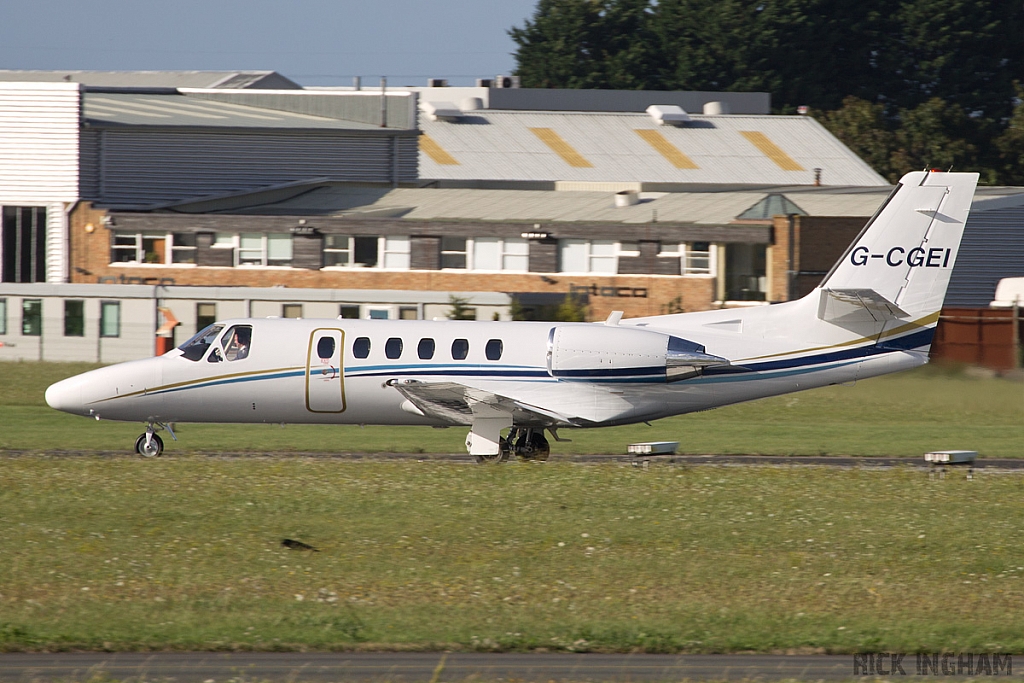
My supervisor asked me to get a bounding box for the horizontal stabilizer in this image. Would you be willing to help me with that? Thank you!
[818,288,910,325]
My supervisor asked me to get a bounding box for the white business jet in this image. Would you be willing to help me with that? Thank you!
[46,171,978,461]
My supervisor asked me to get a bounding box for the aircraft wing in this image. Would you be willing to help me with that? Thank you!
[390,379,587,427]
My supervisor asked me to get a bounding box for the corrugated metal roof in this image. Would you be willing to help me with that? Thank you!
[418,111,887,187]
[217,184,893,225]
[0,70,300,89]
[82,93,387,130]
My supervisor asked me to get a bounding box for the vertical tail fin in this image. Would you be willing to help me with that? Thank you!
[819,171,978,321]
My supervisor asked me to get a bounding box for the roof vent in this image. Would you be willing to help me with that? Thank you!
[494,75,520,89]
[476,78,493,88]
[427,78,449,87]
[420,100,463,122]
[646,104,690,127]
[460,97,484,112]
[614,190,640,207]
[703,101,731,116]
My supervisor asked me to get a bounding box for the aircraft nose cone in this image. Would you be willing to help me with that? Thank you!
[45,377,84,415]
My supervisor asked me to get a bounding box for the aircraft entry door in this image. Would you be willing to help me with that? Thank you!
[305,328,346,413]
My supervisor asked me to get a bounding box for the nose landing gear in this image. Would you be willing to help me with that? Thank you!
[134,422,176,458]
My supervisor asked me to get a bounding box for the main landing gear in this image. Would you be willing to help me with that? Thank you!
[134,422,177,458]
[474,427,551,464]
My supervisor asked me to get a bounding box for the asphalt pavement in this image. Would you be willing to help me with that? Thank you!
[0,651,870,681]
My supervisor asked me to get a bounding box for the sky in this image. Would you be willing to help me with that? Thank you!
[0,0,540,87]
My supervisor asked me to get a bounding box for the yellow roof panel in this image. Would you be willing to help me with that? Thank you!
[740,131,805,171]
[529,127,594,168]
[419,134,459,165]
[635,129,699,169]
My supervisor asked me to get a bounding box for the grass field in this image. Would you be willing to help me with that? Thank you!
[1,361,1022,457]
[1,458,1024,653]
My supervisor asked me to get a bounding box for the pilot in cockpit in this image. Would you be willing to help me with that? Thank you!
[224,326,251,361]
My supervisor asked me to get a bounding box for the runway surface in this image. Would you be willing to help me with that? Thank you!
[4,450,1024,469]
[0,652,871,681]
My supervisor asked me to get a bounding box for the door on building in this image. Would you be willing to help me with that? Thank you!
[1,207,47,283]
[305,328,346,413]
[724,243,767,301]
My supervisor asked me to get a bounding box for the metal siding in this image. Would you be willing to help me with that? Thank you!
[945,207,1024,306]
[182,90,418,129]
[79,129,100,198]
[419,111,886,187]
[93,131,417,204]
[0,83,80,204]
[46,203,67,283]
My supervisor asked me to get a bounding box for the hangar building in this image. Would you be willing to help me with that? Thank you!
[1,72,1023,363]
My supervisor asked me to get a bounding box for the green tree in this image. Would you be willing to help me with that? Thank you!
[817,97,897,181]
[995,84,1024,185]
[509,0,655,89]
[888,98,983,180]
[446,295,476,321]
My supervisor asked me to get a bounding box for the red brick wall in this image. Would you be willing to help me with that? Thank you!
[70,203,715,320]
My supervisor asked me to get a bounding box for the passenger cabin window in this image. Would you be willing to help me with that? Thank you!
[221,325,252,361]
[317,337,335,359]
[418,338,435,360]
[179,324,224,362]
[451,338,469,360]
[385,337,403,359]
[485,339,503,361]
[353,337,370,359]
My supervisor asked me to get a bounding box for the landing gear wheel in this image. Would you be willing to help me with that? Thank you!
[474,437,511,464]
[135,433,164,458]
[525,431,550,461]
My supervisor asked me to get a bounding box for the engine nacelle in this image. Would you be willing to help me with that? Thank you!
[546,324,728,382]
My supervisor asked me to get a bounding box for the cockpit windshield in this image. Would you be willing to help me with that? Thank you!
[178,324,224,362]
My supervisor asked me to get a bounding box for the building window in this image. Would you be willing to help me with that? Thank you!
[111,232,197,265]
[64,300,85,337]
[558,239,618,273]
[724,244,767,301]
[324,235,397,269]
[282,304,303,319]
[399,306,418,320]
[171,233,197,263]
[472,237,529,272]
[0,298,6,335]
[100,301,120,337]
[1,207,47,283]
[196,302,217,330]
[368,308,390,320]
[22,299,42,336]
[353,337,371,358]
[382,236,411,269]
[683,242,712,274]
[660,241,714,275]
[238,233,292,267]
[441,237,468,269]
[339,305,360,319]
[353,237,379,267]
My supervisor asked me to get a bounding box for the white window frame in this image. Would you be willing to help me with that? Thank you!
[381,236,411,270]
[440,236,469,270]
[235,233,293,268]
[557,239,634,274]
[320,235,409,270]
[110,231,197,266]
[682,243,715,275]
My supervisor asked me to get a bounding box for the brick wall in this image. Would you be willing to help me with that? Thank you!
[769,215,868,301]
